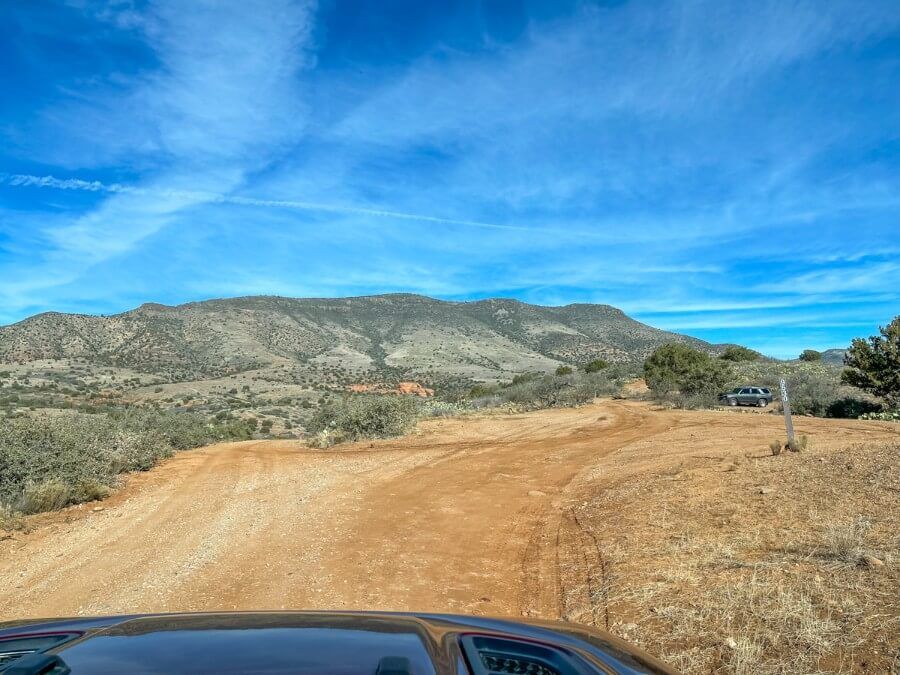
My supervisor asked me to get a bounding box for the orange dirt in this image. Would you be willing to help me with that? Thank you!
[1,400,897,627]
[348,381,434,396]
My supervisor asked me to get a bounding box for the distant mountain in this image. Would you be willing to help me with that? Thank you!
[0,294,722,384]
[820,348,848,366]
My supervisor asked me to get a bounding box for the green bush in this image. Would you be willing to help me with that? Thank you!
[644,344,730,402]
[502,375,573,408]
[508,372,541,386]
[0,414,164,510]
[468,383,499,398]
[583,359,609,373]
[799,349,822,362]
[720,346,759,362]
[724,360,869,418]
[781,370,839,417]
[826,397,881,419]
[111,410,226,450]
[474,367,628,411]
[0,410,252,516]
[307,395,420,442]
[555,365,573,376]
[18,478,72,514]
[842,316,900,408]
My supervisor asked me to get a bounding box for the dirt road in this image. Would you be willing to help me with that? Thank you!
[1,400,897,621]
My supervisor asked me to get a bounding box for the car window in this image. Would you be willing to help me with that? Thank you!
[739,389,750,394]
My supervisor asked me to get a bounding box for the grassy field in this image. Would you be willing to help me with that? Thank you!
[576,433,899,673]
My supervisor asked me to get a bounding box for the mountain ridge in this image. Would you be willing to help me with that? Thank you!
[0,293,721,385]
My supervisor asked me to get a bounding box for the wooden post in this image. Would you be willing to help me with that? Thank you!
[780,377,795,442]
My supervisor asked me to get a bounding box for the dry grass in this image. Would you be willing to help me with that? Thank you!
[17,478,71,514]
[821,517,873,565]
[575,441,900,674]
[0,504,23,532]
[787,435,810,452]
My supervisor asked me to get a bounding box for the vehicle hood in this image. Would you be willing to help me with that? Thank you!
[0,611,677,674]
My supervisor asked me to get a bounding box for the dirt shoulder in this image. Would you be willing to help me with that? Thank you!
[1,401,897,672]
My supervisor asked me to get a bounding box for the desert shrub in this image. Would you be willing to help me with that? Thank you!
[555,365,573,376]
[0,503,23,531]
[644,344,730,403]
[307,428,347,449]
[554,381,597,407]
[307,395,420,442]
[577,370,626,398]
[858,410,900,422]
[826,396,881,419]
[842,316,900,408]
[725,360,868,418]
[111,410,224,450]
[17,478,71,514]
[69,478,112,503]
[420,401,464,418]
[583,358,609,373]
[720,346,759,362]
[786,435,808,452]
[0,410,250,516]
[820,516,871,564]
[501,375,574,408]
[467,394,505,410]
[496,370,625,410]
[468,383,498,398]
[781,371,839,417]
[769,439,783,456]
[508,372,541,386]
[799,349,822,362]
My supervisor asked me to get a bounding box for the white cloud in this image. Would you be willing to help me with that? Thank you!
[2,173,561,235]
[0,0,319,313]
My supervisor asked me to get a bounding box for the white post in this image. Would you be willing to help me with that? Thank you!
[779,377,795,442]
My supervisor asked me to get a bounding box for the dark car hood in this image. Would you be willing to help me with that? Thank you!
[0,611,677,674]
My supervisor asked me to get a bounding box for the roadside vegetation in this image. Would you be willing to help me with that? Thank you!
[643,343,730,408]
[463,363,633,411]
[307,319,900,449]
[0,411,252,522]
[841,315,900,409]
[641,316,900,419]
[306,363,636,447]
[306,395,421,448]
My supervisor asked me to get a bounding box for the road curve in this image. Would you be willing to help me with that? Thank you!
[0,401,671,620]
[3,399,896,621]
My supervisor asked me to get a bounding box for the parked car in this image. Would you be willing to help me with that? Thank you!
[718,386,772,407]
[0,611,678,674]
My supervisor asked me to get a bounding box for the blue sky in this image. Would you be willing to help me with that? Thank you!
[1,0,898,358]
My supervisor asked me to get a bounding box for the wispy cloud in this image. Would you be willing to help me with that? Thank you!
[0,0,897,356]
[0,173,565,235]
[1,0,318,311]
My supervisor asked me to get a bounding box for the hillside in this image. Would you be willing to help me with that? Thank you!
[0,294,716,384]
[820,348,848,365]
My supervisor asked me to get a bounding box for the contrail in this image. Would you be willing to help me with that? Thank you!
[1,173,541,234]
